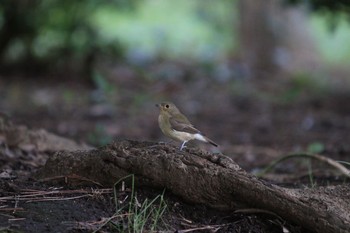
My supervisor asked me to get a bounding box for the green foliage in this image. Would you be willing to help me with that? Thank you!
[92,0,236,62]
[285,0,350,65]
[62,89,75,104]
[93,174,168,232]
[0,0,236,73]
[307,142,325,154]
[92,72,116,98]
[310,14,350,64]
[283,75,313,102]
[276,73,329,104]
[307,159,317,188]
[0,0,132,70]
[285,0,350,14]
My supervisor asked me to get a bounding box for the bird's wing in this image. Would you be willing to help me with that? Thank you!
[169,116,200,134]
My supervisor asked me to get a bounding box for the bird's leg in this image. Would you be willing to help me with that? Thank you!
[180,141,187,151]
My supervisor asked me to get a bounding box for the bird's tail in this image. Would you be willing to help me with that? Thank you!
[205,136,218,147]
[194,133,218,147]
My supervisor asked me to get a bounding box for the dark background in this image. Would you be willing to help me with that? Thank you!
[1,1,350,232]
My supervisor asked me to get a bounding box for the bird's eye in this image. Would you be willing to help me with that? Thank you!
[165,104,169,108]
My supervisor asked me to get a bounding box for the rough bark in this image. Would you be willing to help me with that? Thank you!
[35,140,350,233]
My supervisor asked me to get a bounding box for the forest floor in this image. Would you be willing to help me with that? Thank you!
[0,71,350,232]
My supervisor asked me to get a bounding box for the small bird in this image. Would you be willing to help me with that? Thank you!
[156,102,218,150]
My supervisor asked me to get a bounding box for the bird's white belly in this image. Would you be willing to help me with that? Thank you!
[172,130,206,142]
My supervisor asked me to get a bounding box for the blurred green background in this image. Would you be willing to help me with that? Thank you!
[1,0,350,73]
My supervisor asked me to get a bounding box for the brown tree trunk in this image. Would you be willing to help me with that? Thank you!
[238,0,281,78]
[36,140,350,233]
[237,0,319,79]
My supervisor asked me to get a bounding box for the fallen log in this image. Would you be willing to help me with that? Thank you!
[35,140,350,233]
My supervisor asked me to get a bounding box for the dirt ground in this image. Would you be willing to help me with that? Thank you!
[0,73,349,232]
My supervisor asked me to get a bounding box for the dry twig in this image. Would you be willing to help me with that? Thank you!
[258,153,350,178]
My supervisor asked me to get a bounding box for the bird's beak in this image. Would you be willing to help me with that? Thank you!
[155,103,160,108]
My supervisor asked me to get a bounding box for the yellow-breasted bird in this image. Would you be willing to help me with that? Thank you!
[156,102,218,150]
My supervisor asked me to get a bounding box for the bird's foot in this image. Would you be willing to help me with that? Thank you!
[179,141,188,151]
